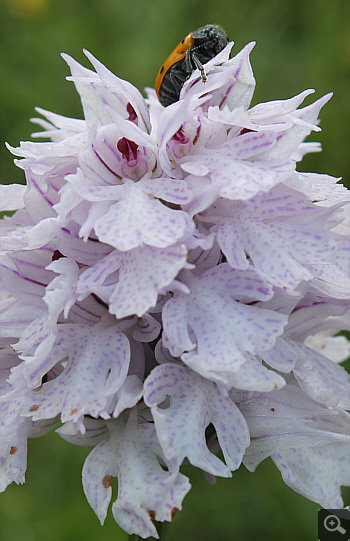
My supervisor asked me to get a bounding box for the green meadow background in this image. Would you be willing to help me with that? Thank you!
[0,0,349,540]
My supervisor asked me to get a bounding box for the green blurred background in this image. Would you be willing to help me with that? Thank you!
[0,0,349,540]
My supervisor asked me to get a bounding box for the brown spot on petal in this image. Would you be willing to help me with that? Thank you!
[171,507,179,519]
[102,475,113,488]
[271,408,275,412]
[33,385,42,392]
[70,408,79,415]
[10,446,18,455]
[29,405,39,412]
[147,510,156,520]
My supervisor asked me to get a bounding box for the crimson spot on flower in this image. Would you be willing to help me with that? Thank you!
[117,138,139,162]
[126,103,138,123]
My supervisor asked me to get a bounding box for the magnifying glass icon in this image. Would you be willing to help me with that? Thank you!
[324,514,346,534]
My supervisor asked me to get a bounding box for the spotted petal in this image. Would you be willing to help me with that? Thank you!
[82,412,191,538]
[144,364,250,476]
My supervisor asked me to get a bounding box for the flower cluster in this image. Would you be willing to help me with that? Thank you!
[1,41,350,538]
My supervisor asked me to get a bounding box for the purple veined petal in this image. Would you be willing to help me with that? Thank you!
[20,324,130,423]
[22,167,68,224]
[272,443,350,508]
[235,382,350,467]
[181,174,222,217]
[83,49,151,134]
[261,337,300,372]
[284,171,349,203]
[236,385,350,506]
[56,417,109,447]
[0,255,50,310]
[193,107,229,151]
[284,294,349,343]
[260,93,333,160]
[0,411,28,491]
[30,106,86,142]
[56,228,113,266]
[144,363,250,476]
[162,265,288,385]
[78,124,125,186]
[182,152,295,202]
[293,342,350,410]
[111,375,144,418]
[10,324,85,388]
[0,216,60,252]
[76,243,188,319]
[0,298,44,339]
[248,89,316,126]
[186,234,221,276]
[208,91,317,134]
[107,244,188,319]
[222,352,286,392]
[10,258,80,382]
[82,412,191,537]
[64,174,193,251]
[92,180,193,251]
[132,314,161,343]
[309,235,350,299]
[214,186,338,289]
[154,339,180,365]
[214,130,278,161]
[61,53,102,126]
[140,177,193,206]
[6,130,86,160]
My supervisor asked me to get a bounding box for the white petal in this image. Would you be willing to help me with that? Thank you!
[144,364,250,475]
[21,325,130,422]
[82,413,191,537]
[293,342,350,409]
[0,184,26,211]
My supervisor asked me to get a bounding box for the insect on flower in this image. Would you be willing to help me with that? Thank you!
[155,24,229,107]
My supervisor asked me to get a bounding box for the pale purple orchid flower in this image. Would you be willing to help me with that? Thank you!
[1,41,349,539]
